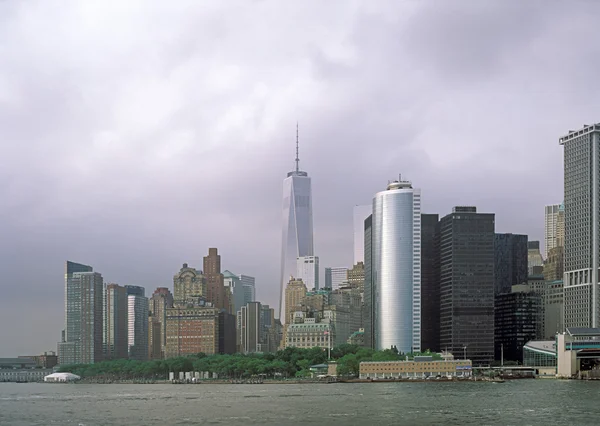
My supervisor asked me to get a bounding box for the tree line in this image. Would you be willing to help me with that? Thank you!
[58,345,442,379]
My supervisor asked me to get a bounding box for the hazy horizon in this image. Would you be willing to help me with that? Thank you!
[2,0,597,357]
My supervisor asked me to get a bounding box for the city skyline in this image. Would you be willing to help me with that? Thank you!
[3,1,600,357]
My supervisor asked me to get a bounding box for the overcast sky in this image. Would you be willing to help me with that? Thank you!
[1,0,598,357]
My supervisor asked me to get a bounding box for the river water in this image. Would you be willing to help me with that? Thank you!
[0,380,597,425]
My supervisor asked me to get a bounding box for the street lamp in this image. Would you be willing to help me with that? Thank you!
[463,345,467,360]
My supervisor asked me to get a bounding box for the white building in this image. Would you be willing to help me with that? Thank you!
[560,124,600,328]
[371,179,421,352]
[297,256,319,290]
[127,289,149,361]
[325,267,348,291]
[279,128,314,322]
[353,204,372,264]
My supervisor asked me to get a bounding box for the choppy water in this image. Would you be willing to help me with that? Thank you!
[0,380,598,425]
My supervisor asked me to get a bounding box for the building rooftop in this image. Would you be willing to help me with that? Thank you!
[559,123,600,144]
[453,206,477,213]
[523,340,556,356]
[567,327,600,337]
[0,358,37,368]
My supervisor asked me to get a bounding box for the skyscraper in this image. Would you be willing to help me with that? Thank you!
[239,274,256,306]
[544,203,565,282]
[173,263,206,306]
[324,267,348,290]
[284,277,308,324]
[494,285,542,363]
[58,261,103,365]
[297,256,319,290]
[126,286,148,361]
[420,213,440,352]
[527,241,544,276]
[204,248,228,312]
[279,127,314,321]
[223,270,244,314]
[347,261,365,293]
[104,284,128,360]
[372,179,421,353]
[545,203,564,256]
[560,124,600,328]
[239,302,262,353]
[353,204,372,264]
[439,207,495,365]
[148,287,174,359]
[363,214,374,349]
[494,233,528,295]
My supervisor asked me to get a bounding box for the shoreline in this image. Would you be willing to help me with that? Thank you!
[36,377,514,385]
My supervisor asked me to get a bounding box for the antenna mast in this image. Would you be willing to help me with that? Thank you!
[295,122,300,173]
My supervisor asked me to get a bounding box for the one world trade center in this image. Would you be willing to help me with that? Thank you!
[279,126,313,321]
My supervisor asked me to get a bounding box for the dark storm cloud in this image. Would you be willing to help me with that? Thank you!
[1,0,599,355]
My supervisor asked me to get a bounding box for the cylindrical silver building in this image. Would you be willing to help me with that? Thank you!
[372,180,421,353]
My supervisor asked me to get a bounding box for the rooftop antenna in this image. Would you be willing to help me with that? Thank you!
[295,122,300,173]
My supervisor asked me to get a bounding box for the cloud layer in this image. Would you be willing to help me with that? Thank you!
[1,0,598,356]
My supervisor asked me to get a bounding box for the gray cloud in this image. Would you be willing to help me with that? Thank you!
[1,0,598,356]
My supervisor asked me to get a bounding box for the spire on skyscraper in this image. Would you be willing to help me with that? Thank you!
[295,122,300,173]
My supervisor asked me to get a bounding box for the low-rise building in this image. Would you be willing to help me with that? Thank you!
[522,340,556,377]
[0,369,54,383]
[285,319,334,350]
[359,357,472,379]
[18,352,58,369]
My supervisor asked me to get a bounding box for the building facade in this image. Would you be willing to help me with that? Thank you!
[58,262,103,365]
[359,358,472,379]
[165,307,220,357]
[285,320,334,350]
[324,267,348,291]
[104,284,128,360]
[297,256,319,290]
[494,285,542,363]
[239,274,256,306]
[284,277,308,324]
[347,262,365,293]
[494,233,528,295]
[353,204,372,264]
[126,286,148,361]
[329,287,362,345]
[218,311,237,355]
[420,213,440,352]
[544,279,565,338]
[204,248,229,312]
[560,124,600,328]
[545,203,565,256]
[223,270,244,315]
[259,304,278,352]
[527,241,544,276]
[439,207,495,365]
[18,352,58,369]
[372,180,421,353]
[280,130,314,322]
[173,263,206,306]
[239,302,262,353]
[363,214,374,349]
[148,287,173,359]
